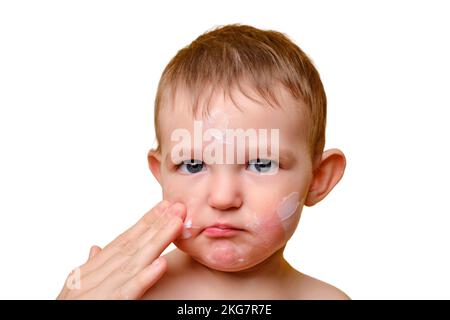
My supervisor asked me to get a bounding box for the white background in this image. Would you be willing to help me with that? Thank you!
[1,0,449,299]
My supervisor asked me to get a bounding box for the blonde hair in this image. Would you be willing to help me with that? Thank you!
[153,24,326,164]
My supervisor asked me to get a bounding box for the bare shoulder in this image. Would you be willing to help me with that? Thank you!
[289,271,351,300]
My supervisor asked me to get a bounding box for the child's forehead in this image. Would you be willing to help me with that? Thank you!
[160,82,309,127]
[157,84,311,157]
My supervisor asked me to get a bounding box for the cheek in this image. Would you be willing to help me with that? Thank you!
[247,191,301,242]
[173,192,302,272]
[246,214,286,253]
[276,191,302,240]
[196,209,295,271]
[163,183,203,239]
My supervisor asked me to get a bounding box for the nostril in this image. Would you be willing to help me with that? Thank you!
[208,195,243,211]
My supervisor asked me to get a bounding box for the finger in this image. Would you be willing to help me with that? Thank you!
[76,204,175,290]
[114,257,167,299]
[98,203,185,291]
[88,245,102,261]
[126,203,186,274]
[81,200,171,274]
[136,202,187,248]
[107,200,172,251]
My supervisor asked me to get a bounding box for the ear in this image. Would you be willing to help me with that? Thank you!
[305,148,346,207]
[147,149,163,185]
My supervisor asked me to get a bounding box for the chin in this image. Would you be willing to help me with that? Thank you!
[174,233,287,272]
[191,256,258,272]
[179,246,280,273]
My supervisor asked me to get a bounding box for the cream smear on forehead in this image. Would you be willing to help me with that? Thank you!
[204,109,233,145]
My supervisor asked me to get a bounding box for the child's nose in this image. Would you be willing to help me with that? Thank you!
[207,169,243,211]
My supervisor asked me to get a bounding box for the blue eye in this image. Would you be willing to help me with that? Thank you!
[177,159,205,174]
[247,158,278,173]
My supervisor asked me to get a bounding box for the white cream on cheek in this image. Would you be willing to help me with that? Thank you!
[244,192,300,244]
[245,192,300,231]
[163,190,197,240]
[179,215,203,240]
[180,218,193,239]
[276,192,300,222]
[177,195,203,240]
[276,191,301,240]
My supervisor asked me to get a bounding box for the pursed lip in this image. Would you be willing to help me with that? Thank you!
[203,223,243,230]
[201,223,244,237]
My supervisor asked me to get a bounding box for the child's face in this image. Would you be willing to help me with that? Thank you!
[153,84,315,272]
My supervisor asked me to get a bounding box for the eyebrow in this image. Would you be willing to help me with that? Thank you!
[165,147,296,164]
[277,148,296,162]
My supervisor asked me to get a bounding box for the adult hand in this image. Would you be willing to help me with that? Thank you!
[56,200,185,299]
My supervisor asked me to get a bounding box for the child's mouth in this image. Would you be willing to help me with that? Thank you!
[201,223,244,238]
